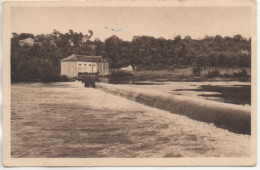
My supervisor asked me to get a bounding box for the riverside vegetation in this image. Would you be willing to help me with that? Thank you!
[11,30,251,82]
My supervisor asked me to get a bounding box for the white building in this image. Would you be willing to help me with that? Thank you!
[60,54,109,78]
[19,37,34,46]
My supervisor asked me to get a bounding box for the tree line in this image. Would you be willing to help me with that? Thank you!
[11,29,251,82]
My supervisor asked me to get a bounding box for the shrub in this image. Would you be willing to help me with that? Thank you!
[233,69,249,78]
[110,70,134,78]
[207,70,220,78]
[59,75,69,82]
[192,67,201,76]
[40,74,69,83]
[223,73,231,78]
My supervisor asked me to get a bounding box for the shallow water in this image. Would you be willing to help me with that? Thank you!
[11,82,250,158]
[115,80,251,106]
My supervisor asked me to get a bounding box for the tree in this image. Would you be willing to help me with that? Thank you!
[184,36,192,42]
[233,34,242,42]
[11,30,251,82]
[174,35,182,42]
[217,53,226,68]
[214,35,223,45]
[19,33,35,40]
[208,53,217,67]
[105,35,122,67]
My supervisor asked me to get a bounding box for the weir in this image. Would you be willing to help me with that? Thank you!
[95,82,251,135]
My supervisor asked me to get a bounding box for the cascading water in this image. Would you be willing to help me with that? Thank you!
[96,82,251,134]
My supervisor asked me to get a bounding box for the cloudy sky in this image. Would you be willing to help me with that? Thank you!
[11,7,251,41]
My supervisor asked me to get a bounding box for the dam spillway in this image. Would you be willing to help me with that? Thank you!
[95,82,251,134]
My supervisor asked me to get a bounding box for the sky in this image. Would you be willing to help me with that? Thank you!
[11,7,251,41]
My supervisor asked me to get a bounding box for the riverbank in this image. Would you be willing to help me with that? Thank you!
[11,82,250,157]
[110,69,251,82]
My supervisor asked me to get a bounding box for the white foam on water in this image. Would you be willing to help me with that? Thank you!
[96,82,251,134]
[71,80,85,88]
[11,82,251,157]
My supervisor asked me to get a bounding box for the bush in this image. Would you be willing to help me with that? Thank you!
[110,70,134,78]
[207,70,220,78]
[192,67,201,76]
[233,69,249,78]
[40,74,69,83]
[59,75,69,82]
[223,73,231,78]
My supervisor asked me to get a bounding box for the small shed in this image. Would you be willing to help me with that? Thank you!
[60,54,109,78]
[120,65,134,72]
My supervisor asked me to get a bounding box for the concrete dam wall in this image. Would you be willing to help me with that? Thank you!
[95,83,251,134]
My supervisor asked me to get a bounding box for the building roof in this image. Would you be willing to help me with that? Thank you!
[61,54,105,62]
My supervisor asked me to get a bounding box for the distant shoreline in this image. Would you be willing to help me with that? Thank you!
[110,69,251,82]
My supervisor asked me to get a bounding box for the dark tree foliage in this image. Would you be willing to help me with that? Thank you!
[11,30,251,82]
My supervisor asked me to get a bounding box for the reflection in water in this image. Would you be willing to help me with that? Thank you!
[174,85,251,105]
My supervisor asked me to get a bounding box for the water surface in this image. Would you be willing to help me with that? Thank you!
[11,82,250,157]
[108,78,251,106]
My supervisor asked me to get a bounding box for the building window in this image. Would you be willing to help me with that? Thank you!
[84,64,86,66]
[89,64,91,66]
[93,64,95,66]
[79,64,81,66]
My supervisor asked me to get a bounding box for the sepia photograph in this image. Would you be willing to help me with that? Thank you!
[2,0,257,167]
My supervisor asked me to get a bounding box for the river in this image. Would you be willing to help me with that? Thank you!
[108,78,251,106]
[11,82,250,158]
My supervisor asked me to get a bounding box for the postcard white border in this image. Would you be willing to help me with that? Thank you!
[2,0,257,167]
